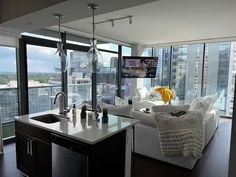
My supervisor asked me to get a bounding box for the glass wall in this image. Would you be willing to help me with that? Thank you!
[0,46,18,138]
[26,44,61,114]
[153,48,171,87]
[121,46,132,99]
[143,42,236,117]
[67,50,91,106]
[97,43,118,52]
[142,48,153,91]
[202,42,231,115]
[97,51,118,104]
[171,44,203,104]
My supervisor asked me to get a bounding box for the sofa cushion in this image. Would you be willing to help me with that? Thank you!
[136,87,149,101]
[152,104,190,113]
[115,96,126,105]
[131,110,156,127]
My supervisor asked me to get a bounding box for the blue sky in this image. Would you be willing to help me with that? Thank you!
[0,44,132,73]
[0,47,17,72]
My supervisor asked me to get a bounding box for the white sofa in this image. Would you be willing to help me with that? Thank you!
[131,99,220,169]
[132,87,164,111]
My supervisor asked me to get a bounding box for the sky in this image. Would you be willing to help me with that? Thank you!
[0,43,132,73]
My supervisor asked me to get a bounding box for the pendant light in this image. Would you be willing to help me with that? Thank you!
[53,14,68,73]
[87,3,102,117]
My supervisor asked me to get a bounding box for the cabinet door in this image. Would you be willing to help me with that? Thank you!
[15,132,35,176]
[34,141,52,177]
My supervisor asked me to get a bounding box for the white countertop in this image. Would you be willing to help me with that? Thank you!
[14,109,139,145]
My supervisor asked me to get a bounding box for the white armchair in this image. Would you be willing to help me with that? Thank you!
[132,87,164,111]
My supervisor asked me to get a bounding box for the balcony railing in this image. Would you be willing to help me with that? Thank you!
[0,84,93,125]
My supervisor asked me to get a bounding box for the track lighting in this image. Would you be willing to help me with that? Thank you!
[94,15,133,27]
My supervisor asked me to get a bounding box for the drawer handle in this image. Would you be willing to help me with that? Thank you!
[27,139,30,154]
[29,139,33,156]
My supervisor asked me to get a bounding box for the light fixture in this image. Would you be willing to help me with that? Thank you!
[94,15,133,27]
[129,16,132,24]
[87,3,102,117]
[53,13,68,73]
[111,20,114,27]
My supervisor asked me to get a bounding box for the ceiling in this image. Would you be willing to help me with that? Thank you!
[47,0,236,46]
[1,0,236,46]
[0,0,158,37]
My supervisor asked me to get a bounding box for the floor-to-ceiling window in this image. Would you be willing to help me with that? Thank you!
[153,47,171,87]
[0,46,18,138]
[142,41,236,117]
[142,48,153,91]
[67,50,91,106]
[96,51,118,104]
[26,44,62,114]
[202,42,232,115]
[121,46,132,99]
[171,44,203,104]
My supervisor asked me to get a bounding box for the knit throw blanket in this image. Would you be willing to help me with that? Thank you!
[154,112,203,158]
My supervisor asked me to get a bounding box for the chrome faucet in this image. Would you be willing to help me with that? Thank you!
[54,92,71,114]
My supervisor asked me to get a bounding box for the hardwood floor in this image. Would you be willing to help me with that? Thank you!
[0,118,231,177]
[0,142,23,177]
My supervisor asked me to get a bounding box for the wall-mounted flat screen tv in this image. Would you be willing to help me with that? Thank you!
[121,56,158,78]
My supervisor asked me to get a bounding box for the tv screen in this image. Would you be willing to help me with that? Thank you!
[121,56,158,78]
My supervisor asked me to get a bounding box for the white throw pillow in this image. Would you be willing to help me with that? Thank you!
[152,104,190,113]
[136,87,149,101]
[115,96,126,105]
[190,93,218,111]
[190,98,202,110]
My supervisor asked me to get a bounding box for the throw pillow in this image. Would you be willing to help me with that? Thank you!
[190,93,218,111]
[202,93,218,109]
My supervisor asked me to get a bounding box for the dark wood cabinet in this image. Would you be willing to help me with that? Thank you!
[15,120,126,177]
[34,140,51,177]
[15,121,52,177]
[15,132,35,177]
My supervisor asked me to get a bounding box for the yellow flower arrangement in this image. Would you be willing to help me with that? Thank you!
[154,86,176,103]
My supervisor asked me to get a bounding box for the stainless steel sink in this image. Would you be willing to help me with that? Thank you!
[31,114,62,124]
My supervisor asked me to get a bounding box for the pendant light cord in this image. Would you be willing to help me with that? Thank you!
[58,16,61,43]
[92,7,95,40]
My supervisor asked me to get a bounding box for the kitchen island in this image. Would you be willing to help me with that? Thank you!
[14,109,139,177]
